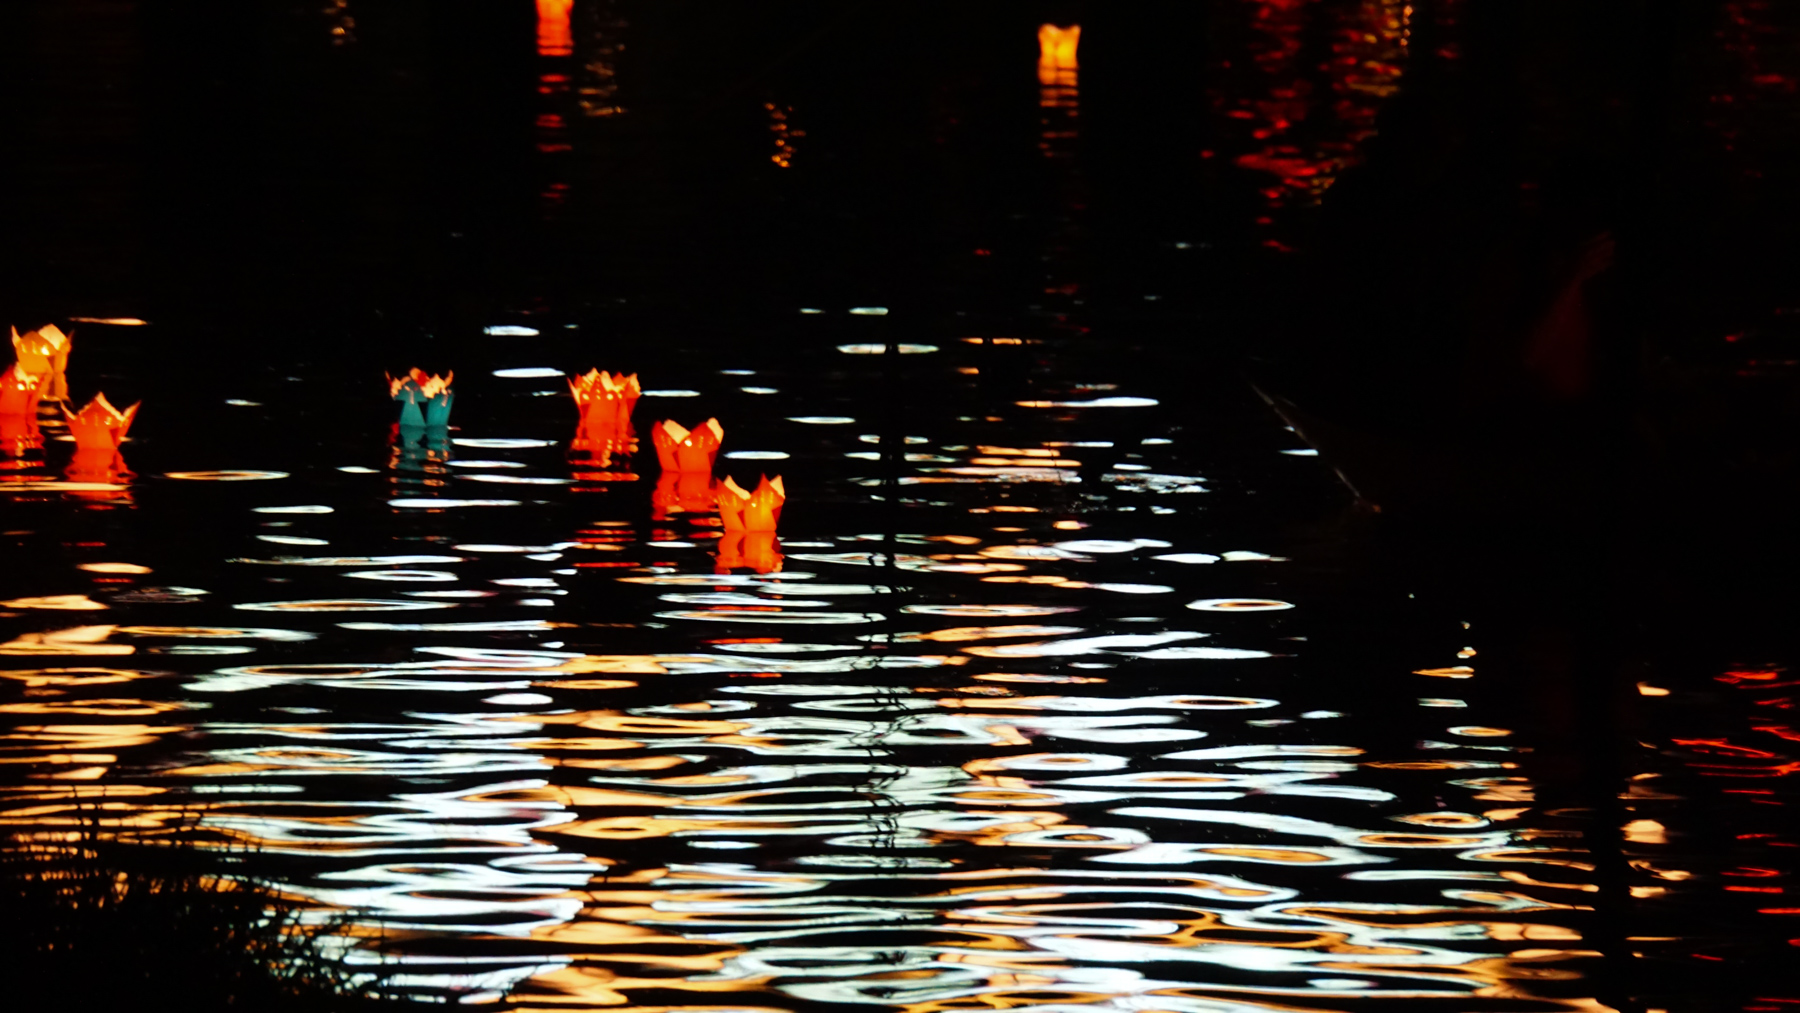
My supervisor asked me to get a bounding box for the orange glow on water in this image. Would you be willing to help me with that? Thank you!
[651,471,717,520]
[1037,24,1080,86]
[537,0,575,57]
[715,531,782,574]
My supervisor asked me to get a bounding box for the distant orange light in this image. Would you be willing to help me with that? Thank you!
[64,393,139,451]
[652,418,723,473]
[537,0,574,57]
[718,475,784,532]
[1038,24,1080,85]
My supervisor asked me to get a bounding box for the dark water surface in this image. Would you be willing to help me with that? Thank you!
[5,3,1800,1011]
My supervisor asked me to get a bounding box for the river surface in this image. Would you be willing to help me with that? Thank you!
[4,3,1800,1011]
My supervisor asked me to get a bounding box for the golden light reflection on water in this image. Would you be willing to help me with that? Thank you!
[0,524,1637,1010]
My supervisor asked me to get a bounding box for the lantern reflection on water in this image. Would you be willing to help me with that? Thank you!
[651,418,723,473]
[715,530,781,574]
[64,447,134,502]
[651,471,716,519]
[11,324,72,402]
[64,393,139,451]
[389,422,451,478]
[536,0,574,58]
[388,369,454,428]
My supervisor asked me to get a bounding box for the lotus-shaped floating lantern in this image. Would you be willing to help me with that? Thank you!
[64,393,139,451]
[569,370,640,440]
[389,369,454,428]
[652,418,722,473]
[717,474,784,532]
[651,470,717,520]
[11,324,71,402]
[716,530,782,574]
[0,365,44,417]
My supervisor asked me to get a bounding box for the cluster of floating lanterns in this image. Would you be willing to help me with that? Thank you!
[0,326,788,571]
[391,365,785,573]
[1,325,138,489]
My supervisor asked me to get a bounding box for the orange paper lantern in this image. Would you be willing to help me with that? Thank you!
[0,365,44,416]
[63,393,139,451]
[718,474,784,532]
[11,324,71,402]
[569,370,640,439]
[651,418,723,473]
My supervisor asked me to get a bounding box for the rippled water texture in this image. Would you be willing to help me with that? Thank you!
[0,338,1748,1012]
[7,1,1800,1011]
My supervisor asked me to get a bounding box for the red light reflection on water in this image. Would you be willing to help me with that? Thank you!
[1213,0,1409,245]
[536,0,574,58]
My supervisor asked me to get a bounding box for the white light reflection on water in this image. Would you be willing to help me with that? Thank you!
[0,351,1626,1010]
